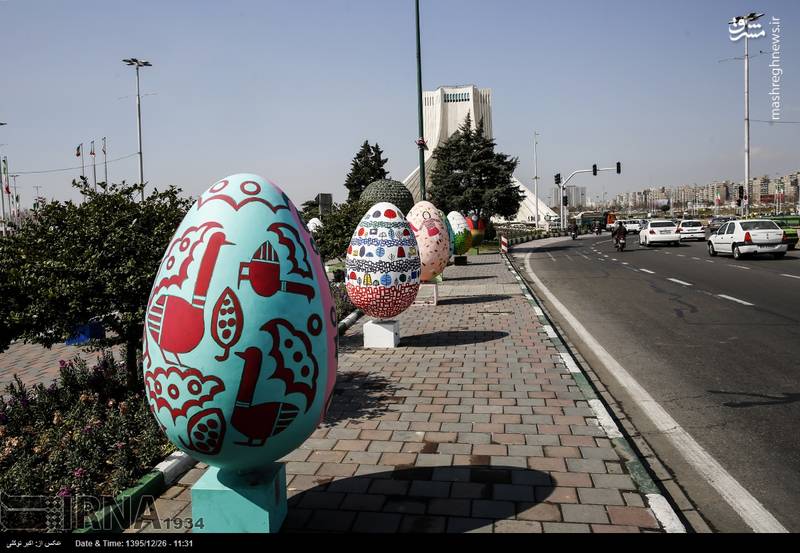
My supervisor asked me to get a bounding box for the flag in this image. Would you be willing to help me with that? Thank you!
[2,158,8,195]
[102,137,106,155]
[75,144,82,157]
[90,141,95,157]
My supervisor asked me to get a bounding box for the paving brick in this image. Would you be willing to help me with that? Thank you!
[527,457,567,472]
[409,480,451,498]
[306,509,356,531]
[542,522,591,533]
[316,463,359,477]
[517,502,562,522]
[359,430,392,441]
[561,503,610,524]
[334,439,370,452]
[494,520,543,533]
[298,491,346,510]
[493,483,535,502]
[367,440,403,453]
[577,487,625,506]
[565,458,607,473]
[607,506,660,528]
[399,515,447,533]
[343,451,382,465]
[457,432,492,444]
[591,524,640,533]
[591,474,637,490]
[446,517,494,533]
[537,486,578,503]
[623,492,646,508]
[451,482,490,499]
[472,500,515,519]
[427,498,472,517]
[544,446,580,458]
[415,453,453,466]
[307,450,347,463]
[339,493,387,512]
[579,446,620,461]
[285,461,322,475]
[351,512,402,533]
[473,444,507,456]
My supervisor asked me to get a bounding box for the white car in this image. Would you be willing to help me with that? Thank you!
[639,219,680,247]
[677,220,705,241]
[620,220,641,233]
[707,219,788,259]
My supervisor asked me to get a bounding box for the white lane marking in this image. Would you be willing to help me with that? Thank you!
[559,352,581,374]
[706,260,714,263]
[692,257,701,261]
[622,262,629,266]
[731,265,751,270]
[640,269,655,274]
[781,274,800,280]
[542,325,558,338]
[523,251,788,533]
[677,254,685,257]
[647,494,687,533]
[667,278,693,287]
[718,294,754,306]
[581,254,590,260]
[611,258,618,262]
[588,399,623,439]
[547,252,556,262]
[663,251,671,255]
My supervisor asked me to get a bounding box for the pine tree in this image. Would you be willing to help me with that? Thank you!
[429,113,522,220]
[344,141,389,203]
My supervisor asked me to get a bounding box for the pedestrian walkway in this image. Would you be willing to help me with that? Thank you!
[0,340,121,392]
[127,253,664,533]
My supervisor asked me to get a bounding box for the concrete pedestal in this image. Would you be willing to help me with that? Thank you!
[364,320,400,348]
[454,256,468,266]
[192,463,287,533]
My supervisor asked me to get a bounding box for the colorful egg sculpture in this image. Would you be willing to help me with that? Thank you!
[407,201,450,282]
[440,210,456,257]
[467,215,486,247]
[345,203,420,318]
[307,217,323,233]
[447,211,473,256]
[143,174,337,472]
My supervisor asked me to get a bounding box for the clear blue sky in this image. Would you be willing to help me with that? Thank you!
[2,0,798,208]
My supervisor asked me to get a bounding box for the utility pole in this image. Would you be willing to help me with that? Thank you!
[11,174,18,225]
[414,0,426,201]
[123,58,152,201]
[729,13,765,218]
[533,132,540,228]
[103,137,108,186]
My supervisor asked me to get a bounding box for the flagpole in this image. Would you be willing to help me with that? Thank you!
[103,137,108,187]
[91,140,97,191]
[11,175,18,226]
[0,156,6,236]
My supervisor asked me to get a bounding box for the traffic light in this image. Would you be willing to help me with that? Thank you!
[738,185,745,199]
[554,173,561,186]
[562,195,569,206]
[616,162,622,174]
[592,164,598,176]
[736,198,742,207]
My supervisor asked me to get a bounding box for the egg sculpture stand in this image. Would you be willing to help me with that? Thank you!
[144,174,337,533]
[345,202,421,348]
[447,211,473,265]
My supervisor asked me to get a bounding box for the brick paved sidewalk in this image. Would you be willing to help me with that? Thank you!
[0,340,122,393]
[127,253,663,533]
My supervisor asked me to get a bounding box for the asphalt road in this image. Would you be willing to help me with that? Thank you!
[512,233,800,532]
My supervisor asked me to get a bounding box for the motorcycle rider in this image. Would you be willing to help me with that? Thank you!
[568,221,578,239]
[612,220,628,247]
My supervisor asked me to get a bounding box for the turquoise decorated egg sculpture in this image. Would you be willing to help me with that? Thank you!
[345,202,420,319]
[143,174,337,472]
[407,201,450,281]
[447,211,473,256]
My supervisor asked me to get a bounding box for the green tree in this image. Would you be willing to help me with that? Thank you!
[0,179,192,389]
[429,113,522,220]
[299,198,320,223]
[312,201,365,262]
[344,141,389,203]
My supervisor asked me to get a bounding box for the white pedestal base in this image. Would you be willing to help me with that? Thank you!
[363,320,400,349]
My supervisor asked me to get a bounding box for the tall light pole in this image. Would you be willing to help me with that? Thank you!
[414,0,426,201]
[533,132,540,228]
[123,58,152,201]
[729,13,765,218]
[0,124,6,236]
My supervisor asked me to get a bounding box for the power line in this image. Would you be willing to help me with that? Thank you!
[14,152,138,175]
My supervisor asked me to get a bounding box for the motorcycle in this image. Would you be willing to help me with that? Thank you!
[594,227,601,236]
[614,235,626,252]
[571,230,578,240]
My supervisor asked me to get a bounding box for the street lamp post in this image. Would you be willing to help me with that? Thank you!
[729,13,765,218]
[414,0,426,201]
[0,123,6,236]
[533,132,540,228]
[123,58,152,201]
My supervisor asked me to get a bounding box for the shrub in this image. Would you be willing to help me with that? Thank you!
[330,282,356,322]
[0,352,173,531]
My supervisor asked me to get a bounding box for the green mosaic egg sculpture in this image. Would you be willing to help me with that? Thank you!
[360,179,415,216]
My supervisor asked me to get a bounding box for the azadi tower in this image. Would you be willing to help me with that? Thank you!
[402,84,555,225]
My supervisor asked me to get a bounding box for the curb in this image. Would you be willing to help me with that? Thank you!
[499,250,688,533]
[338,309,363,336]
[75,451,196,534]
